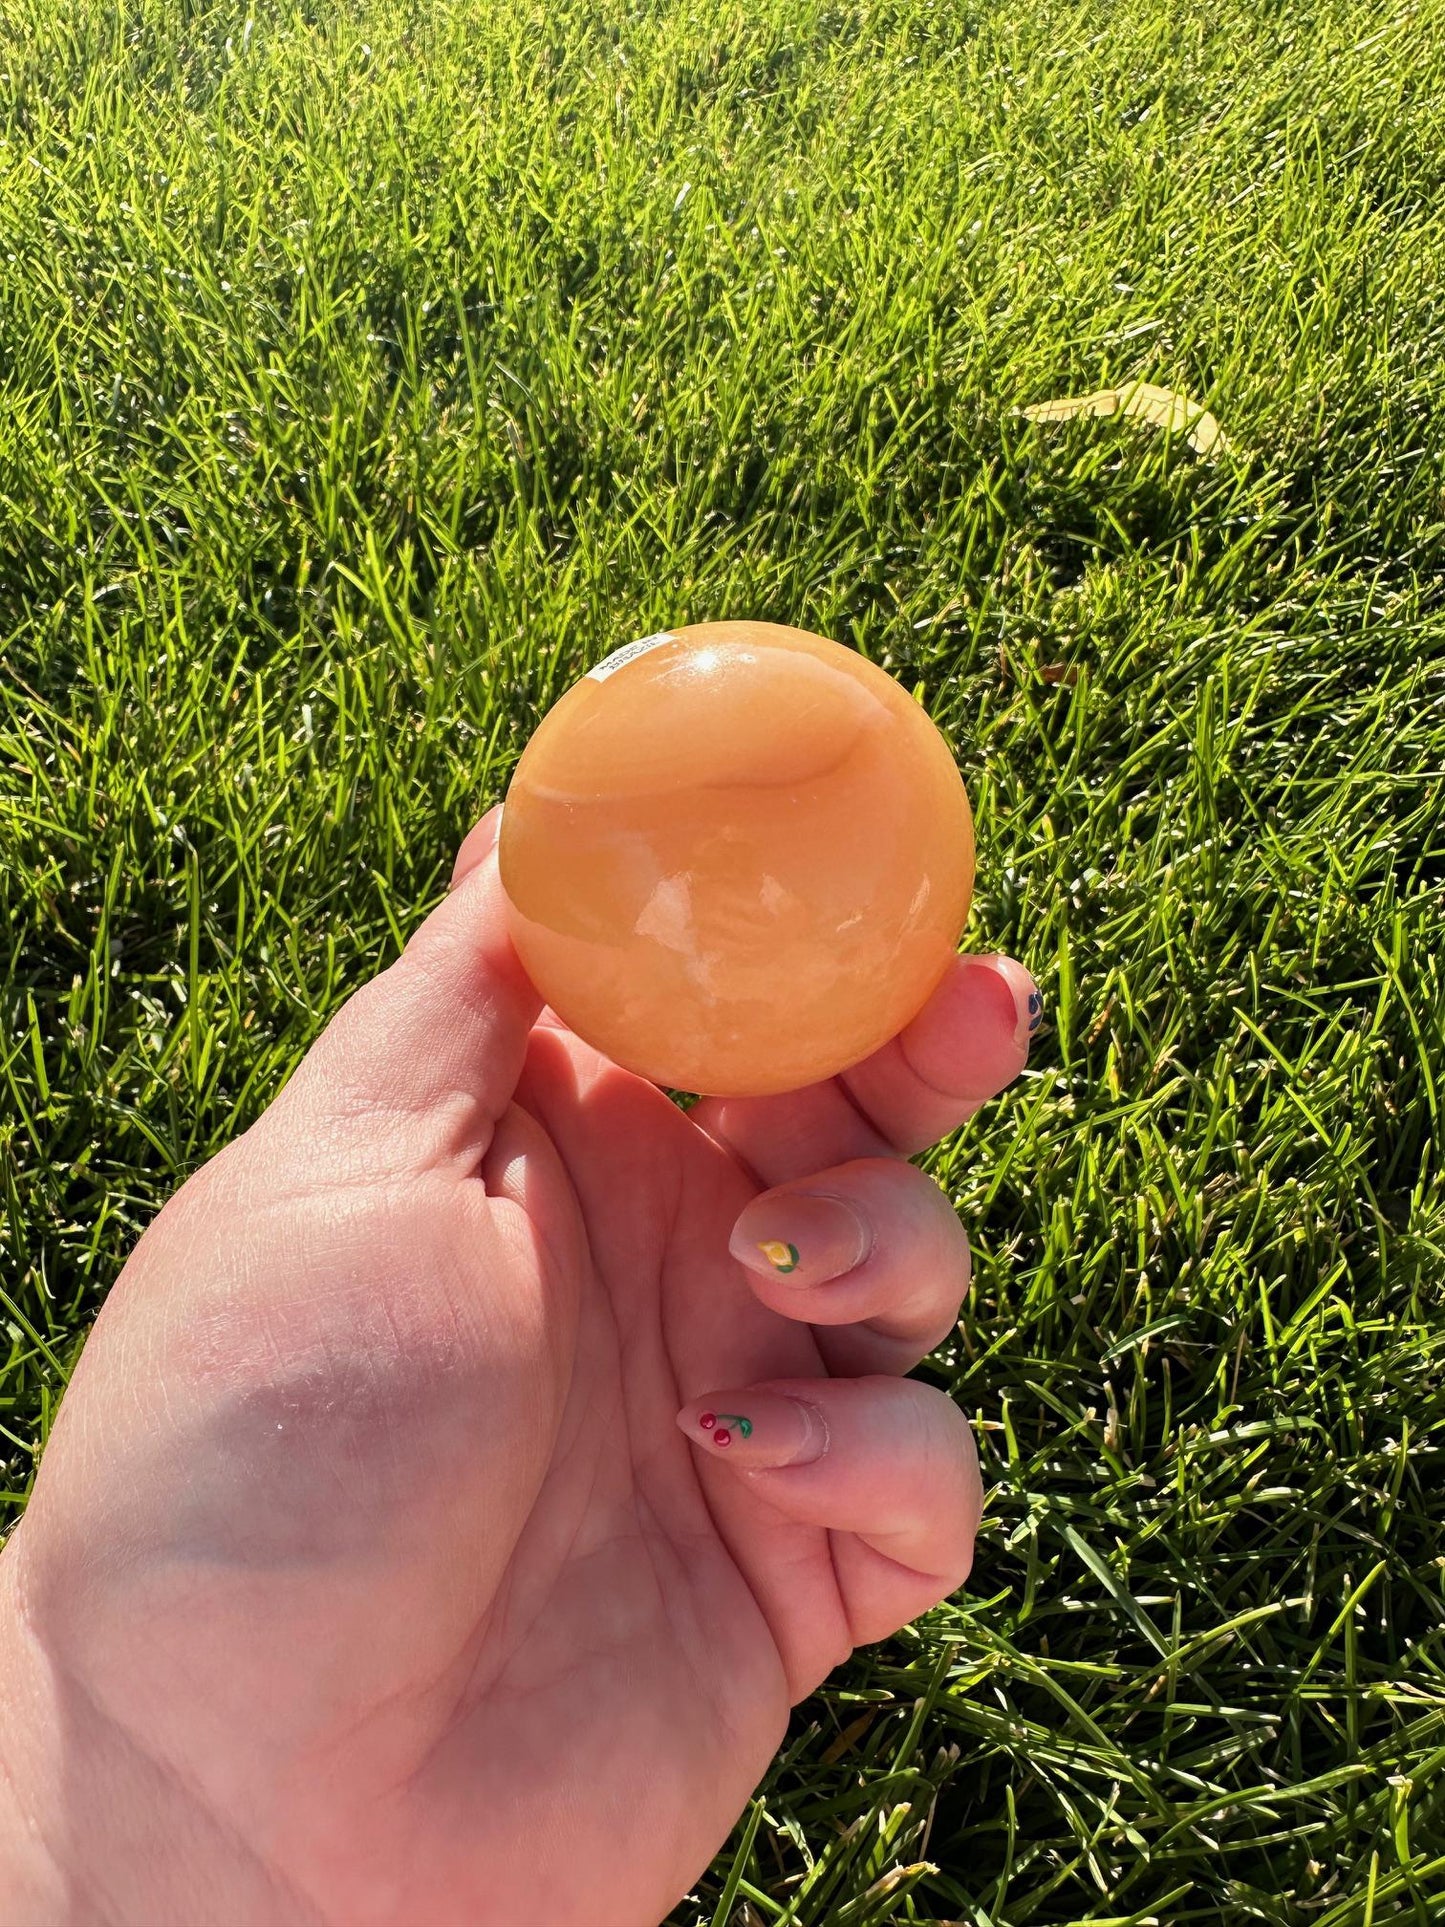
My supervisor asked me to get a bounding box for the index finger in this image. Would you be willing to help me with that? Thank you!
[692,954,1040,1186]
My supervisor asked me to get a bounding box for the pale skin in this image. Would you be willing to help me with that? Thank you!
[0,807,1039,1927]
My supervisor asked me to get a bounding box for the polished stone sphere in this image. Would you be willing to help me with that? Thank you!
[499,621,974,1096]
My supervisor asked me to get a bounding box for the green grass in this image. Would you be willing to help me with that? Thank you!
[3,0,1445,1917]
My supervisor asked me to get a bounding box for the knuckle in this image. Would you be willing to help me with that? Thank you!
[939,1536,977,1595]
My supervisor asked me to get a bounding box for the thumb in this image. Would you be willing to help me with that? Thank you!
[275,815,541,1173]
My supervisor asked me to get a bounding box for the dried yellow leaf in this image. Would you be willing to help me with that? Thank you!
[1021,380,1228,457]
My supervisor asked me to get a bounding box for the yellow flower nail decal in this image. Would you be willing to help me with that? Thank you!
[758,1240,800,1274]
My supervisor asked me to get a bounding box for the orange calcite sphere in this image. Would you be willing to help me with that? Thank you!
[498,621,974,1096]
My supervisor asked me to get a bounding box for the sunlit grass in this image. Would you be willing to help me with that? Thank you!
[2,0,1444,1918]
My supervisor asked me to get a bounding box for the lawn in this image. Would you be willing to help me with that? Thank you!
[3,0,1445,1918]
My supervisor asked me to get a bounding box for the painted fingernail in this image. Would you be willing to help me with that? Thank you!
[697,1410,753,1446]
[729,1192,873,1287]
[678,1389,829,1467]
[756,1240,800,1273]
[999,964,1043,1052]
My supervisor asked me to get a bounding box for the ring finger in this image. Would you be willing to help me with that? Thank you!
[727,1157,971,1376]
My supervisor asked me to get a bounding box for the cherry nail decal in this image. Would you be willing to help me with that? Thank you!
[697,1411,753,1448]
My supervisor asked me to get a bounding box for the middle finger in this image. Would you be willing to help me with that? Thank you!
[693,952,1039,1185]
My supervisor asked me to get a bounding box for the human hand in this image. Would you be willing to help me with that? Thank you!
[0,806,1037,1927]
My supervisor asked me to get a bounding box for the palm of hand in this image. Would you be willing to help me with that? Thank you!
[292,1028,832,1925]
[5,820,1031,1927]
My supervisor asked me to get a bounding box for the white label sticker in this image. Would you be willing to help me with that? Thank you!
[587,632,675,683]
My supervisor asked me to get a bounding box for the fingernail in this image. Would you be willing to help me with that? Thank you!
[449,803,505,892]
[729,1192,873,1287]
[984,957,1044,1052]
[677,1389,829,1468]
[1023,983,1044,1047]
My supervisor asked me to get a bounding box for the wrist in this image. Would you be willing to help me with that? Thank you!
[0,1548,77,1925]
[0,1536,322,1927]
